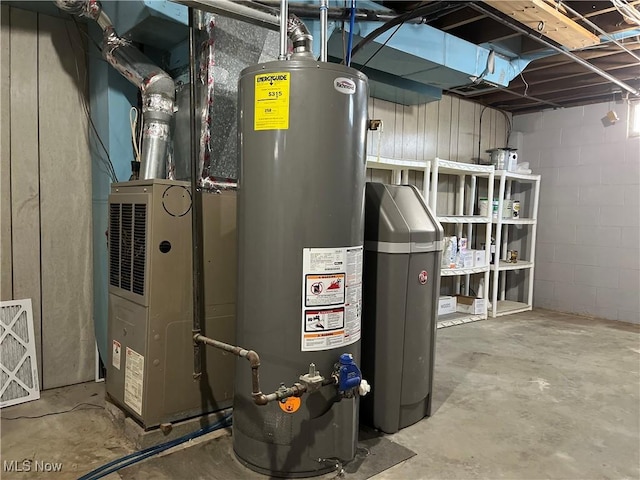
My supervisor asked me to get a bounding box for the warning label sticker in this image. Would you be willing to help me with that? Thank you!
[304,307,344,332]
[124,347,144,416]
[301,246,363,351]
[254,72,290,131]
[305,274,345,307]
[112,340,121,370]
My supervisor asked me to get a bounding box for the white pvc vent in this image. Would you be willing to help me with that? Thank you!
[0,299,40,407]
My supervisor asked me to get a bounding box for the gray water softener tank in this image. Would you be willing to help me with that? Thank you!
[361,183,443,434]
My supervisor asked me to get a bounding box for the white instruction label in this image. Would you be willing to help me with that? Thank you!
[124,347,144,416]
[301,246,363,351]
[112,340,121,370]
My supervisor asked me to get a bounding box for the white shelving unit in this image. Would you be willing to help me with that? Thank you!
[490,170,541,318]
[366,155,429,196]
[425,158,495,329]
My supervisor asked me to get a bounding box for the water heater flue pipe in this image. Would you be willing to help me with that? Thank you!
[54,0,175,179]
[193,333,308,406]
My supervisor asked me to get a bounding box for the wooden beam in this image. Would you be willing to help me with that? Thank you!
[484,0,600,50]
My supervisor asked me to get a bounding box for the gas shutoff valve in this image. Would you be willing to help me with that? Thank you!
[334,353,370,398]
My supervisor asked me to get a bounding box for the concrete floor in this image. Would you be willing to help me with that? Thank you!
[2,309,639,479]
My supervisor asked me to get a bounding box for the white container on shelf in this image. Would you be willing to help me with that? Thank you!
[438,296,457,315]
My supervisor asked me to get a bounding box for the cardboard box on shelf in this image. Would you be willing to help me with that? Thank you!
[455,295,486,315]
[438,296,457,315]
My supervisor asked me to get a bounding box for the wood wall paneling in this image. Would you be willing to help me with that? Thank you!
[436,95,452,159]
[1,4,12,300]
[374,98,397,158]
[458,99,477,162]
[365,95,509,215]
[38,14,94,388]
[416,103,427,161]
[401,104,419,160]
[9,8,43,385]
[449,96,460,161]
[424,101,439,161]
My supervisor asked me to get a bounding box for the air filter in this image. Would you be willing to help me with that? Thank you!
[0,299,40,407]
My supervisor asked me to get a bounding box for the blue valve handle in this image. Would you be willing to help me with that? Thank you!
[338,353,362,392]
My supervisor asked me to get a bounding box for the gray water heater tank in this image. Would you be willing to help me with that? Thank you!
[234,59,369,477]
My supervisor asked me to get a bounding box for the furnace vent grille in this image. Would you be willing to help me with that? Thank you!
[0,299,40,407]
[109,202,147,296]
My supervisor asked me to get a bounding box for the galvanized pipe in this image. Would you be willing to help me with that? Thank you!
[320,0,328,62]
[279,0,288,59]
[471,3,640,97]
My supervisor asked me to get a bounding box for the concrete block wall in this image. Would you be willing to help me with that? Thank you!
[513,101,640,324]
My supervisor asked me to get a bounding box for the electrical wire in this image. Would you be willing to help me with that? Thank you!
[358,21,404,70]
[78,413,232,480]
[1,403,104,420]
[519,72,530,97]
[64,18,119,182]
[130,107,141,163]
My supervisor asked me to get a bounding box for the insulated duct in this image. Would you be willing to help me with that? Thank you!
[55,0,175,179]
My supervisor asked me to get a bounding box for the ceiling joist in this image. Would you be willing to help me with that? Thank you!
[483,0,601,50]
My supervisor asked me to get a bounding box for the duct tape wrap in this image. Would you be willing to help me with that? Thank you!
[85,0,102,21]
[200,177,237,191]
[197,13,216,189]
[143,93,174,116]
[144,122,170,141]
[103,28,131,54]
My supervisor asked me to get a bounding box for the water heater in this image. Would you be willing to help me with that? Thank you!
[234,59,368,476]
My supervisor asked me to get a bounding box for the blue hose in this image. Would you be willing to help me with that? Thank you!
[346,0,356,66]
[78,414,232,480]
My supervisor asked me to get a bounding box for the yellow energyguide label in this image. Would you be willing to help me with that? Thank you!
[254,72,290,130]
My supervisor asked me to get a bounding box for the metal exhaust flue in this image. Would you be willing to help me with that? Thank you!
[55,0,176,180]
